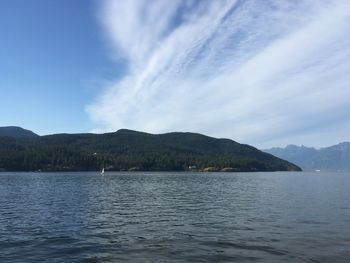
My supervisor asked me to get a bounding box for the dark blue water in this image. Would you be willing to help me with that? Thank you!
[0,172,349,262]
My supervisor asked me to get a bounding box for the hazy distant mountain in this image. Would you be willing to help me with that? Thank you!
[264,142,350,172]
[0,126,39,138]
[0,128,300,172]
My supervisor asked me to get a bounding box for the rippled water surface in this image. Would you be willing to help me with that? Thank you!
[1,172,350,262]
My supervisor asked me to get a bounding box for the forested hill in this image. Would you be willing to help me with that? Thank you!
[0,126,39,138]
[0,128,301,172]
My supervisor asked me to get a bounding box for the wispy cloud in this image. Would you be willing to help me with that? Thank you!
[87,0,350,148]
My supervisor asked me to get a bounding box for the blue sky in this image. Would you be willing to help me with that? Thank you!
[1,0,350,148]
[0,0,118,134]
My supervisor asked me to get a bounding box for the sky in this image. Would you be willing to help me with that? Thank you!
[1,0,350,148]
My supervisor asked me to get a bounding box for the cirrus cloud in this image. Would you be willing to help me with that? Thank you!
[86,0,350,148]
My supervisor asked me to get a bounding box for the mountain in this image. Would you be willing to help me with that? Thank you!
[0,126,39,138]
[264,142,350,172]
[0,129,300,172]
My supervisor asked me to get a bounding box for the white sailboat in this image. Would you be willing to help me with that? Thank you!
[101,167,105,175]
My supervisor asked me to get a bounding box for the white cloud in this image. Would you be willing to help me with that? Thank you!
[87,0,350,148]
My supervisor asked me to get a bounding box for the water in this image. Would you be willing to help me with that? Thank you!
[0,172,350,262]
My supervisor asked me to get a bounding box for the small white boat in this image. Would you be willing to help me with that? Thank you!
[101,168,105,175]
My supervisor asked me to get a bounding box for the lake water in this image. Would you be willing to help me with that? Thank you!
[0,172,349,262]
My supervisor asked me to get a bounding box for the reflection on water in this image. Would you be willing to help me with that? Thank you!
[0,172,350,262]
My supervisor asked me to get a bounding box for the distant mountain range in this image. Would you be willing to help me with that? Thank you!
[0,126,39,138]
[0,126,300,172]
[264,142,350,172]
